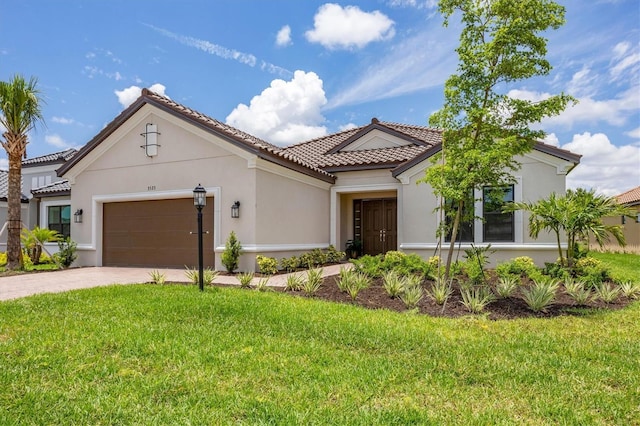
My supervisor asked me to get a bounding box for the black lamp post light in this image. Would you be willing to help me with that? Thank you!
[193,184,206,291]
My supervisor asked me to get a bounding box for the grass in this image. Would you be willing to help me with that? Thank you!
[1,284,639,425]
[590,251,640,282]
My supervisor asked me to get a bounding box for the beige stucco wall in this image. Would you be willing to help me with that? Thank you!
[395,151,572,266]
[65,105,334,272]
[600,205,640,248]
[0,202,29,249]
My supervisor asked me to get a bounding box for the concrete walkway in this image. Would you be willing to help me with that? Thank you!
[0,264,350,301]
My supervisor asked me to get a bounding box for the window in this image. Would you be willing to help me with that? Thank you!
[444,195,474,243]
[483,186,514,242]
[48,205,71,238]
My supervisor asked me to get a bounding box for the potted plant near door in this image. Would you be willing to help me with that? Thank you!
[345,239,362,259]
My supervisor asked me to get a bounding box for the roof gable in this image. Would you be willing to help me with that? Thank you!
[57,89,335,183]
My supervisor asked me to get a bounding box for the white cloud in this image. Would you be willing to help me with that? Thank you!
[45,134,75,149]
[508,87,639,129]
[225,70,328,146]
[115,83,167,109]
[52,116,75,125]
[561,132,640,196]
[566,66,597,98]
[610,41,640,81]
[305,4,395,50]
[0,158,7,170]
[327,27,457,109]
[339,123,359,131]
[276,25,292,47]
[625,127,640,139]
[387,0,438,8]
[146,24,292,78]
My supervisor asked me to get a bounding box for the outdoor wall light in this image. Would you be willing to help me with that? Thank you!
[74,208,83,223]
[231,201,240,218]
[140,123,161,157]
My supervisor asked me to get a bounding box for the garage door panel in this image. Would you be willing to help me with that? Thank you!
[103,198,214,268]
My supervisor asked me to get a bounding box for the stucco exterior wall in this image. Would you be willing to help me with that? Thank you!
[395,151,572,266]
[67,107,260,270]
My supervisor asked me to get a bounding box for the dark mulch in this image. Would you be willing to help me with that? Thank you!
[274,275,632,320]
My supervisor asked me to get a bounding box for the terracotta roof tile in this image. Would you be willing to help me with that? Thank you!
[616,185,640,205]
[282,121,442,170]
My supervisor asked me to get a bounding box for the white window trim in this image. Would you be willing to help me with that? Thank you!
[39,200,71,242]
[436,177,523,245]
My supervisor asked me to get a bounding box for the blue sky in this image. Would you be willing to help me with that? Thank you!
[1,0,638,196]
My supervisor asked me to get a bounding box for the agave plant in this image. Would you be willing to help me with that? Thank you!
[594,282,620,304]
[619,281,640,299]
[495,275,520,298]
[400,285,424,310]
[460,286,496,314]
[149,269,166,285]
[382,270,404,298]
[237,272,254,289]
[522,278,559,313]
[345,272,371,301]
[427,277,451,305]
[300,268,323,295]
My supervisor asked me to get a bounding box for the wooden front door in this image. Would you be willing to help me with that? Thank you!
[358,198,397,256]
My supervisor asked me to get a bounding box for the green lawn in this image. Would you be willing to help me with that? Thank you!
[1,283,638,425]
[591,251,640,282]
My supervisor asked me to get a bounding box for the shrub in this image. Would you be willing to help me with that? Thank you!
[400,285,424,310]
[336,267,354,293]
[345,272,371,301]
[280,256,300,273]
[382,270,404,298]
[498,256,537,278]
[325,245,346,264]
[427,277,452,305]
[594,282,620,304]
[351,254,384,277]
[300,268,323,295]
[54,237,77,268]
[237,272,254,289]
[256,255,278,275]
[308,249,328,267]
[522,278,559,312]
[460,286,496,314]
[495,275,520,298]
[221,231,242,273]
[0,252,6,266]
[184,267,217,286]
[619,281,640,299]
[564,279,592,305]
[149,270,166,284]
[284,273,304,291]
[255,276,270,292]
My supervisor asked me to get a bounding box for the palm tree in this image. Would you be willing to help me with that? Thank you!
[511,189,631,267]
[0,75,45,269]
[21,227,60,265]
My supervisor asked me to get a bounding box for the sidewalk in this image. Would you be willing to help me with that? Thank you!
[0,264,350,301]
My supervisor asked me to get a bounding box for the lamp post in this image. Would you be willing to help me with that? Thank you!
[193,184,206,291]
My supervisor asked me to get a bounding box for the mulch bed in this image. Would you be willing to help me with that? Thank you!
[269,275,632,320]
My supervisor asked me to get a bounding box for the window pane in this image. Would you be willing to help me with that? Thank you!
[483,186,514,242]
[47,205,71,239]
[445,193,474,243]
[61,206,71,224]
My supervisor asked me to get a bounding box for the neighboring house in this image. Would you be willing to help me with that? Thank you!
[0,148,76,251]
[605,186,640,247]
[57,89,581,271]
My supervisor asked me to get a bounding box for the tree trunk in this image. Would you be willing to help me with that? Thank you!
[445,199,464,280]
[6,150,23,270]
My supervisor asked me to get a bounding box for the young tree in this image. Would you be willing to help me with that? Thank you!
[0,75,45,270]
[420,0,575,278]
[512,189,632,267]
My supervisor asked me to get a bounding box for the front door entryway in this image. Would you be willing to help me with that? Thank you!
[355,198,397,256]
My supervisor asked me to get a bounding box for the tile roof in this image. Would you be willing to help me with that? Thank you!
[57,88,581,183]
[0,170,29,202]
[22,148,77,168]
[31,179,71,197]
[616,185,640,206]
[58,89,335,183]
[281,120,442,171]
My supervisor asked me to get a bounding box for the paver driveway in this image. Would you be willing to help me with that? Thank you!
[0,264,348,301]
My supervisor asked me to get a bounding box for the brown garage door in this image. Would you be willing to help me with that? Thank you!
[103,198,214,268]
